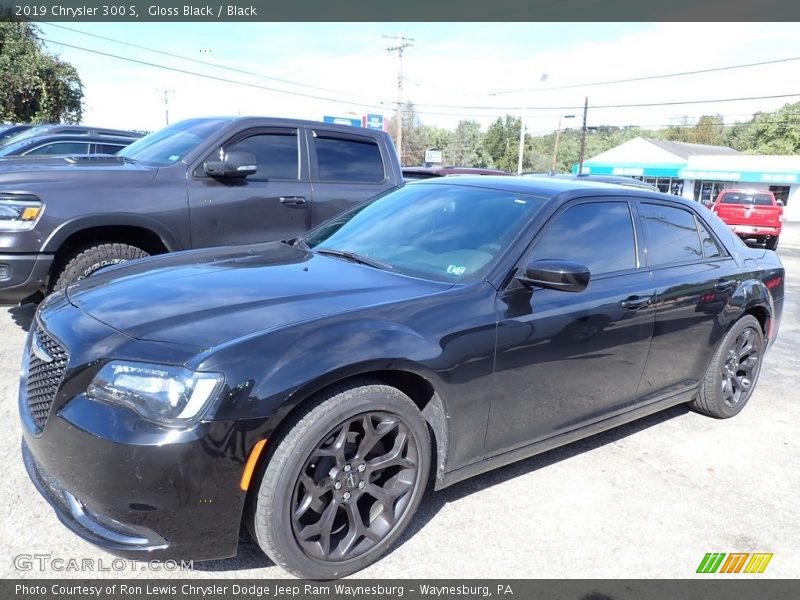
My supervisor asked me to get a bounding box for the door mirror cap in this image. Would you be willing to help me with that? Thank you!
[204,151,258,178]
[518,259,590,292]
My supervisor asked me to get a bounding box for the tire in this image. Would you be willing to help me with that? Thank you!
[765,236,779,251]
[690,315,764,419]
[51,243,149,292]
[249,381,430,579]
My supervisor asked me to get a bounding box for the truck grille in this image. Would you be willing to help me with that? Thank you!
[26,327,69,432]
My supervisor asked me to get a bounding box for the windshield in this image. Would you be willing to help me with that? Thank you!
[720,192,773,206]
[0,138,36,156]
[118,118,230,166]
[304,183,547,283]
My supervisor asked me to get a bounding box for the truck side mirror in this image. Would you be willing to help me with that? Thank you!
[204,151,257,178]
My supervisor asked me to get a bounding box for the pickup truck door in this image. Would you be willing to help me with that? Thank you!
[187,127,312,248]
[306,128,398,226]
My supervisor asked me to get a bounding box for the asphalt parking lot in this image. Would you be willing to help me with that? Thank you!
[1,226,798,580]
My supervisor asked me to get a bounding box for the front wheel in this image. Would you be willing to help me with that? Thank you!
[690,315,764,419]
[249,382,430,579]
[51,243,149,292]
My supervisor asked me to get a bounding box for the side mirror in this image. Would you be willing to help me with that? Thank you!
[204,151,257,178]
[517,259,590,292]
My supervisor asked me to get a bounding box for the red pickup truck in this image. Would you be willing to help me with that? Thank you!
[711,189,783,250]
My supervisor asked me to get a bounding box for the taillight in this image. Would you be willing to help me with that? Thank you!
[764,276,782,290]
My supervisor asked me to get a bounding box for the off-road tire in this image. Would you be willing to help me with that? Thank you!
[51,243,149,292]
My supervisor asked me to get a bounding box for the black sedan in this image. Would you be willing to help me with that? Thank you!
[20,177,784,578]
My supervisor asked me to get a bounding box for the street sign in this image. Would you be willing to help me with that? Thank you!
[365,113,385,131]
[424,148,443,164]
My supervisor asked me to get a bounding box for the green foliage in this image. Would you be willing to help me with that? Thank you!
[0,21,84,123]
[723,102,800,154]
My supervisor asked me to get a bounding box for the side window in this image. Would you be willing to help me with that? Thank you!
[696,217,723,259]
[314,134,385,182]
[534,202,637,275]
[639,203,703,266]
[224,132,299,180]
[96,143,126,155]
[25,142,91,155]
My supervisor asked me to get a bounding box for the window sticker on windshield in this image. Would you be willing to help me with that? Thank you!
[447,265,466,276]
[168,154,180,162]
[514,198,527,204]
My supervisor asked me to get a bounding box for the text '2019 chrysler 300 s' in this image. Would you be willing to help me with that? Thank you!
[20,176,783,578]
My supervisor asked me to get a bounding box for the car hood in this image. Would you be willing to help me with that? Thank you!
[0,155,157,184]
[66,242,451,349]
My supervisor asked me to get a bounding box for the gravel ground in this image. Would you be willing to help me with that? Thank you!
[1,226,798,579]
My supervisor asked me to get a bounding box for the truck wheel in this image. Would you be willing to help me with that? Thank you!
[248,381,430,579]
[765,236,779,251]
[690,315,763,419]
[51,243,149,292]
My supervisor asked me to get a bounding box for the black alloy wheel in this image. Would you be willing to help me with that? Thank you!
[249,382,430,579]
[291,412,419,561]
[720,326,761,408]
[691,314,764,419]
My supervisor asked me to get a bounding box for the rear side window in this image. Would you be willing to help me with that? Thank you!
[720,192,773,206]
[24,141,91,155]
[534,201,637,275]
[696,218,723,259]
[225,132,299,180]
[314,134,385,182]
[640,203,702,266]
[96,143,126,154]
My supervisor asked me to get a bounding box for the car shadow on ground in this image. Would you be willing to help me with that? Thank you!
[194,403,690,574]
[8,304,36,332]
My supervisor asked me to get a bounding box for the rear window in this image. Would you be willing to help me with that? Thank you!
[720,192,773,206]
[314,134,385,182]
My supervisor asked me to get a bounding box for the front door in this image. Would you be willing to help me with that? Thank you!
[188,127,312,248]
[487,199,656,455]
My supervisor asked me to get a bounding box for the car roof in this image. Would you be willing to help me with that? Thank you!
[410,174,693,206]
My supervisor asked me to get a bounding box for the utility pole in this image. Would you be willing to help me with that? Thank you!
[156,89,174,126]
[551,114,575,172]
[516,73,548,175]
[384,35,414,165]
[577,97,589,175]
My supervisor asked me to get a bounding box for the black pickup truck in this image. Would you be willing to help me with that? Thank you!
[0,117,403,304]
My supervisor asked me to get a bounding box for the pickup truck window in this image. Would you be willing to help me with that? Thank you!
[720,192,773,206]
[640,203,703,266]
[119,118,230,166]
[314,135,385,183]
[225,132,299,180]
[25,141,92,156]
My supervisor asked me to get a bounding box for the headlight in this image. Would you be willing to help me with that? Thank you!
[87,361,224,427]
[0,194,43,231]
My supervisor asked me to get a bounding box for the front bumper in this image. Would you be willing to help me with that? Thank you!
[0,253,53,305]
[19,296,267,562]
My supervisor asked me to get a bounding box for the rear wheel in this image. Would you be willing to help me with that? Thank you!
[51,243,149,292]
[249,382,430,579]
[765,236,779,251]
[690,315,764,419]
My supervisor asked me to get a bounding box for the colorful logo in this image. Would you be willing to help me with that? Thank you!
[696,552,773,574]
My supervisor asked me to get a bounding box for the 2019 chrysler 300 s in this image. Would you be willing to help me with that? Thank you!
[19,177,784,578]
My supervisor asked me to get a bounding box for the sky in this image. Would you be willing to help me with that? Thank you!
[37,22,800,137]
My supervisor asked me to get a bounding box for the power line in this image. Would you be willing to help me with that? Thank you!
[43,23,370,101]
[38,36,389,111]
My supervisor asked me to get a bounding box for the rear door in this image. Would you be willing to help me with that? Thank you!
[487,198,656,454]
[307,128,395,226]
[635,200,741,404]
[187,127,312,248]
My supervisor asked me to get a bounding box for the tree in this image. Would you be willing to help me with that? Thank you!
[386,101,427,165]
[0,20,84,123]
[484,115,522,171]
[447,120,488,167]
[725,102,800,154]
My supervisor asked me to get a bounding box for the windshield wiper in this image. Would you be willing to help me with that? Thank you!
[315,248,394,271]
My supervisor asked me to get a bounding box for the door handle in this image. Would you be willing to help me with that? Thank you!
[279,196,307,206]
[620,295,653,310]
[714,279,736,292]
